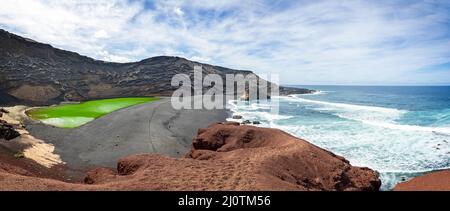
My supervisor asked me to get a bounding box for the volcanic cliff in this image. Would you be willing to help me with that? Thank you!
[0,29,312,105]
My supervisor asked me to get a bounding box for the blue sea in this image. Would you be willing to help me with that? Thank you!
[227,86,450,190]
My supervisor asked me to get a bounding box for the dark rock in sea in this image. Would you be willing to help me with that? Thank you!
[252,121,261,125]
[242,120,251,124]
[0,29,313,105]
[0,120,20,140]
[232,115,243,119]
[279,86,314,96]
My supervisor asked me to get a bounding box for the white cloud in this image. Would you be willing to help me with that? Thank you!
[189,56,211,63]
[98,50,131,63]
[174,7,184,16]
[94,30,109,39]
[0,0,449,85]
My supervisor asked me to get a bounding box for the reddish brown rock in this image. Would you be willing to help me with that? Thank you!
[0,123,381,191]
[81,123,380,191]
[84,168,117,185]
[186,122,381,191]
[394,170,450,191]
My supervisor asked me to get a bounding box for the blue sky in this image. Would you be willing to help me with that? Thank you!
[1,0,449,85]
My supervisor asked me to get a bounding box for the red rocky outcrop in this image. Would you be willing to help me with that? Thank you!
[0,122,381,191]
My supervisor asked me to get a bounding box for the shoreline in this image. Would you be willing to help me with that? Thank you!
[2,95,447,190]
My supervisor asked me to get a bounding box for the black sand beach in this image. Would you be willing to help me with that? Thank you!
[25,97,228,180]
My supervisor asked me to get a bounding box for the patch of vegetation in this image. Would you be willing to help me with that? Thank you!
[14,151,24,159]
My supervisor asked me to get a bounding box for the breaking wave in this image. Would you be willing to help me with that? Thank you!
[283,96,450,135]
[228,91,450,190]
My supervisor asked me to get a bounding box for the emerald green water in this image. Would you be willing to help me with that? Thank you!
[27,97,159,128]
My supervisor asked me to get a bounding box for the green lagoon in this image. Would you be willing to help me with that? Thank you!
[27,97,159,128]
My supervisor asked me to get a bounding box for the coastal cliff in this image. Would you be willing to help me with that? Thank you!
[0,29,312,105]
[0,122,381,191]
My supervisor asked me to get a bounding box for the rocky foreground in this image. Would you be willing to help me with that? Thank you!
[0,122,381,191]
[394,170,450,191]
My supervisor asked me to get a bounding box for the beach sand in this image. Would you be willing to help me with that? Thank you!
[0,106,65,167]
[0,106,67,180]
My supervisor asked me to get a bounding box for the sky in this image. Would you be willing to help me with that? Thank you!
[1,0,449,85]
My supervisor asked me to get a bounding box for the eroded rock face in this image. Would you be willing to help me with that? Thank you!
[186,123,381,191]
[0,120,20,140]
[0,123,381,191]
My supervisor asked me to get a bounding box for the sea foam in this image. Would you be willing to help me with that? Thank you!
[228,91,450,190]
[285,96,450,135]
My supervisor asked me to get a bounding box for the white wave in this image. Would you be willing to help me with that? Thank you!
[288,97,403,113]
[297,90,330,96]
[230,94,450,135]
[379,167,450,174]
[285,96,450,135]
[287,90,336,97]
[227,95,450,190]
[359,119,450,135]
[232,111,293,121]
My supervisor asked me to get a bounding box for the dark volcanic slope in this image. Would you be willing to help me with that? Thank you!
[0,91,19,105]
[0,29,312,104]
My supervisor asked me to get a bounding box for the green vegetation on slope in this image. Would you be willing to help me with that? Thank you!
[27,97,159,128]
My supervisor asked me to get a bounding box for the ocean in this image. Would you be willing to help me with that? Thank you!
[227,86,450,190]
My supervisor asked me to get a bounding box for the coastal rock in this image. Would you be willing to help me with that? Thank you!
[394,170,450,191]
[185,123,381,191]
[232,115,242,119]
[0,120,20,140]
[242,120,251,125]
